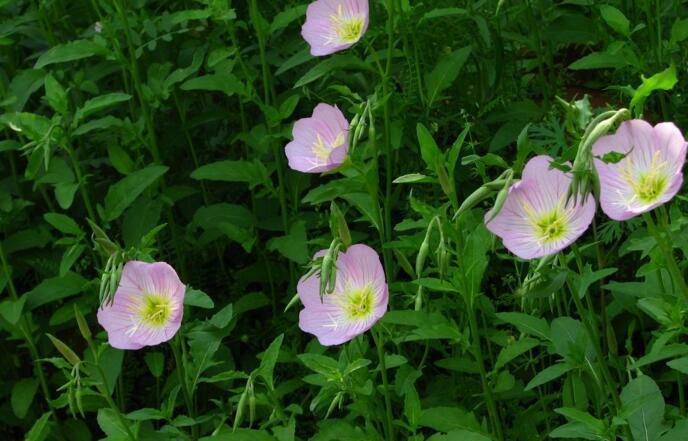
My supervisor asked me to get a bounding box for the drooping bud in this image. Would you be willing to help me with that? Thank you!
[47,333,81,367]
[330,202,351,248]
[74,305,92,342]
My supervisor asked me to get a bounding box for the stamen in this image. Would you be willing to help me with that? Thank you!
[327,3,364,45]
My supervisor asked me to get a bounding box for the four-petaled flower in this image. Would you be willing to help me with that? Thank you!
[302,0,369,56]
[593,119,687,221]
[285,103,350,173]
[298,244,387,346]
[97,261,186,350]
[485,155,596,260]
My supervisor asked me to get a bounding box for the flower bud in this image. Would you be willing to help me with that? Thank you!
[74,305,92,342]
[47,333,81,367]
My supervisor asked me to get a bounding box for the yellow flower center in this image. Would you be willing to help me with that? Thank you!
[139,293,173,327]
[620,150,668,204]
[523,200,570,244]
[312,132,345,161]
[330,4,364,43]
[344,284,374,320]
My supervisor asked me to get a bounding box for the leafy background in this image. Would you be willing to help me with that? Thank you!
[1,0,688,440]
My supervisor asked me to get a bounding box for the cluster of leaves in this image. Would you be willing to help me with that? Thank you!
[1,0,688,440]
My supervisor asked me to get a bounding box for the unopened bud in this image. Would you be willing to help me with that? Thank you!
[47,333,81,366]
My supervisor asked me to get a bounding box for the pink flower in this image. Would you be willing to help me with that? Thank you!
[285,103,349,173]
[97,261,185,350]
[298,244,387,346]
[301,0,369,56]
[592,119,687,221]
[485,155,596,260]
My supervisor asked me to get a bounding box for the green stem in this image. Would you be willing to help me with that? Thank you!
[381,0,396,282]
[372,328,395,441]
[0,241,57,417]
[467,300,504,441]
[64,143,97,221]
[643,211,688,301]
[557,255,633,440]
[95,364,137,441]
[171,334,197,440]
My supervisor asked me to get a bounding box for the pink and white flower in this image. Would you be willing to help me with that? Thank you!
[301,0,369,56]
[97,261,185,350]
[485,155,596,260]
[285,103,349,173]
[298,244,387,346]
[592,119,687,221]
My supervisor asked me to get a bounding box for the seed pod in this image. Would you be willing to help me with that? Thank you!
[414,285,423,311]
[74,305,91,342]
[47,333,81,367]
[233,391,248,431]
[283,293,301,312]
[415,236,430,279]
[485,172,513,224]
[453,185,494,220]
[248,389,256,427]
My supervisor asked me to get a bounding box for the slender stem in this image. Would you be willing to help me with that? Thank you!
[643,212,688,301]
[467,301,504,441]
[679,373,686,416]
[381,0,396,282]
[557,255,634,440]
[171,334,197,440]
[0,241,56,415]
[372,328,395,441]
[64,143,97,221]
[95,364,137,441]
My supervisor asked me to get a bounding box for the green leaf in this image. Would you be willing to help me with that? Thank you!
[108,144,134,175]
[630,65,678,116]
[620,376,665,441]
[427,430,491,441]
[190,203,255,252]
[44,74,68,114]
[0,295,27,324]
[494,337,539,371]
[419,407,481,433]
[126,408,165,421]
[6,69,45,112]
[25,411,51,441]
[267,221,308,264]
[190,160,267,189]
[416,123,442,172]
[256,334,284,389]
[297,353,339,377]
[270,5,307,35]
[103,165,168,221]
[185,288,215,309]
[425,46,472,108]
[568,51,631,70]
[555,407,605,433]
[600,5,630,36]
[667,357,688,374]
[73,92,131,125]
[144,352,165,378]
[670,18,688,45]
[25,272,87,310]
[572,265,617,300]
[43,213,82,236]
[495,312,551,341]
[11,378,39,418]
[293,54,370,88]
[34,40,105,69]
[525,363,572,391]
[404,384,422,430]
[181,73,244,96]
